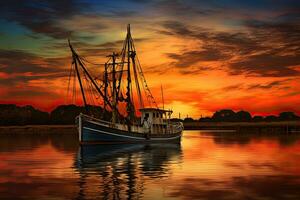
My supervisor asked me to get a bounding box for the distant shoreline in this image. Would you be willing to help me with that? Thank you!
[184,121,300,133]
[184,121,300,127]
[1,121,300,134]
[0,125,77,134]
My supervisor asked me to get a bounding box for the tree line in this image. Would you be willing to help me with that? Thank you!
[0,105,299,126]
[183,109,300,123]
[0,104,110,126]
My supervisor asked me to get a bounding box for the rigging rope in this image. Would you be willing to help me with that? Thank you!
[131,38,158,108]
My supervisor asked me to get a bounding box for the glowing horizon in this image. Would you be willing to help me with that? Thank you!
[0,0,299,118]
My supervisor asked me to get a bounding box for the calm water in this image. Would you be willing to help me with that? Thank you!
[1,131,300,200]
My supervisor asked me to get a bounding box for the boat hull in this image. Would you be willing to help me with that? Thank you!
[78,115,182,144]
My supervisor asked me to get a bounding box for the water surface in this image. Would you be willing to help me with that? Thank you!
[1,131,300,199]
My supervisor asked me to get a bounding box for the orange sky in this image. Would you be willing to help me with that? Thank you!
[0,0,299,118]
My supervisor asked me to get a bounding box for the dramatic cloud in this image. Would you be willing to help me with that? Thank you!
[0,49,69,99]
[159,16,300,77]
[0,0,299,115]
[152,0,215,18]
[229,51,300,77]
[227,19,300,77]
[0,0,89,39]
[0,49,65,74]
[167,48,229,68]
[247,79,292,90]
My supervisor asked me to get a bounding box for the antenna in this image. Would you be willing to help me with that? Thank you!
[161,84,164,110]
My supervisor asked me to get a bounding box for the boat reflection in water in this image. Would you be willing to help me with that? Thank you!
[74,143,182,199]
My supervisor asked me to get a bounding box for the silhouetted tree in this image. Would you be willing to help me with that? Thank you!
[236,110,252,122]
[0,104,18,125]
[0,104,49,125]
[199,117,212,122]
[279,112,300,121]
[50,105,85,124]
[170,118,183,122]
[183,117,194,122]
[212,109,236,122]
[25,105,49,125]
[252,116,264,122]
[50,104,111,124]
[264,115,279,122]
[1,104,299,125]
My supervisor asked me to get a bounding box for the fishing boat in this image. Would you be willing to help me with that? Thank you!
[68,24,183,144]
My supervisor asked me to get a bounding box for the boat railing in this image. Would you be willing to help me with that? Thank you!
[169,122,184,133]
[79,113,145,133]
[80,113,112,126]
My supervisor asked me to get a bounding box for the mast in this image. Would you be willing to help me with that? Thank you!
[161,84,164,110]
[111,52,117,124]
[103,63,108,118]
[68,40,115,113]
[73,53,88,112]
[68,25,160,124]
[126,24,133,128]
[132,51,144,109]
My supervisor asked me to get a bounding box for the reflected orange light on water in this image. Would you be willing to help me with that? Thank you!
[1,131,300,199]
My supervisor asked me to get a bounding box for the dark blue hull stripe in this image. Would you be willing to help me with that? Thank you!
[80,117,182,143]
[83,127,146,140]
[83,126,182,141]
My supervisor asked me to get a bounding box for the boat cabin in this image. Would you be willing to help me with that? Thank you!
[139,108,172,134]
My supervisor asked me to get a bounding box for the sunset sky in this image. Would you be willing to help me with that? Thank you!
[0,0,299,118]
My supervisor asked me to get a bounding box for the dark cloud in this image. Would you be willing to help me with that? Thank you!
[0,73,66,87]
[230,51,300,77]
[0,0,89,39]
[247,79,291,90]
[153,0,215,18]
[0,49,66,74]
[284,90,300,97]
[166,47,230,68]
[244,19,300,47]
[0,49,69,93]
[109,10,139,17]
[69,38,148,58]
[178,66,213,75]
[226,18,300,77]
[96,40,124,48]
[159,13,300,77]
[160,20,261,74]
[210,32,264,55]
[0,49,67,101]
[2,87,60,99]
[160,20,263,55]
[161,21,195,36]
[96,38,146,48]
[221,84,244,91]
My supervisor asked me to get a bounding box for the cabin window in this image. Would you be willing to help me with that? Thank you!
[145,113,149,118]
